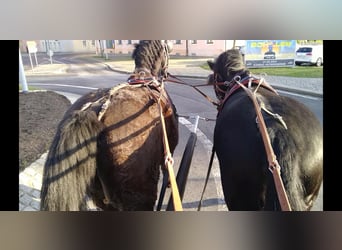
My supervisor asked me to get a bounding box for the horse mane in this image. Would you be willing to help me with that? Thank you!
[211,49,250,81]
[207,49,252,101]
[131,40,169,77]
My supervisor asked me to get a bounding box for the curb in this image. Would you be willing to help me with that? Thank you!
[270,85,323,98]
[104,63,131,75]
[24,66,69,77]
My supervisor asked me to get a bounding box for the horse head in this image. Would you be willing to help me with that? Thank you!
[207,49,250,101]
[132,40,173,80]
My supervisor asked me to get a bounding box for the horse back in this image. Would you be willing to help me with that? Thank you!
[214,87,322,210]
[95,84,178,210]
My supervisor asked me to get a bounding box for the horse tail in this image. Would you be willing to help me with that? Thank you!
[40,110,104,211]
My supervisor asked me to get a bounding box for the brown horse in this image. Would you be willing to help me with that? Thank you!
[40,40,179,211]
[207,49,323,211]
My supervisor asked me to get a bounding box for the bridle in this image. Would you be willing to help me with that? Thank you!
[211,72,279,113]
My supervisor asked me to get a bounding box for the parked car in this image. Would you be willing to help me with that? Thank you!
[295,45,323,66]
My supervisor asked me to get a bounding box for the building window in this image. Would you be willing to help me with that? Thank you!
[206,40,213,44]
[175,40,181,44]
[83,40,87,47]
[106,40,114,49]
[118,40,122,45]
[191,40,197,44]
[127,40,132,44]
[91,40,95,46]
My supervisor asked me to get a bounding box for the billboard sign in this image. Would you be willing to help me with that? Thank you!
[244,40,296,68]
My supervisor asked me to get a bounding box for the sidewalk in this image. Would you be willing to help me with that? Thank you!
[19,54,323,211]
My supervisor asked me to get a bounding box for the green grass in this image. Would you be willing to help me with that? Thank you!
[91,54,323,78]
[201,64,323,78]
[247,66,323,78]
[19,85,41,91]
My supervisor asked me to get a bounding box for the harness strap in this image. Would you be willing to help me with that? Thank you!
[157,81,183,211]
[237,81,292,211]
[217,76,278,112]
[128,68,183,211]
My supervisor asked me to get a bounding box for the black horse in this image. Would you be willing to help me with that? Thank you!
[207,49,323,211]
[40,40,179,211]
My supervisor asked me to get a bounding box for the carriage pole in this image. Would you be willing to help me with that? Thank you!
[166,115,199,211]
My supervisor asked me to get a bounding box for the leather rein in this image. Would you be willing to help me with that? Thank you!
[128,69,184,211]
[166,73,220,107]
[232,76,292,211]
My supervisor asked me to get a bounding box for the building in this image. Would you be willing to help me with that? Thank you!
[106,40,246,57]
[20,40,97,53]
[19,40,246,57]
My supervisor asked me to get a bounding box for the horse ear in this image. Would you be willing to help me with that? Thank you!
[207,60,215,71]
[132,43,140,59]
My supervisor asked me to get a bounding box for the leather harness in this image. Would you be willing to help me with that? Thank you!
[212,74,292,211]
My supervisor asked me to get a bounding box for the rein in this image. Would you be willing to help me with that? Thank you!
[130,70,183,211]
[156,80,183,211]
[235,78,292,211]
[129,70,183,211]
[166,73,220,107]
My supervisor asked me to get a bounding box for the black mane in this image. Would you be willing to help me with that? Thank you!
[208,49,250,82]
[207,49,251,100]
